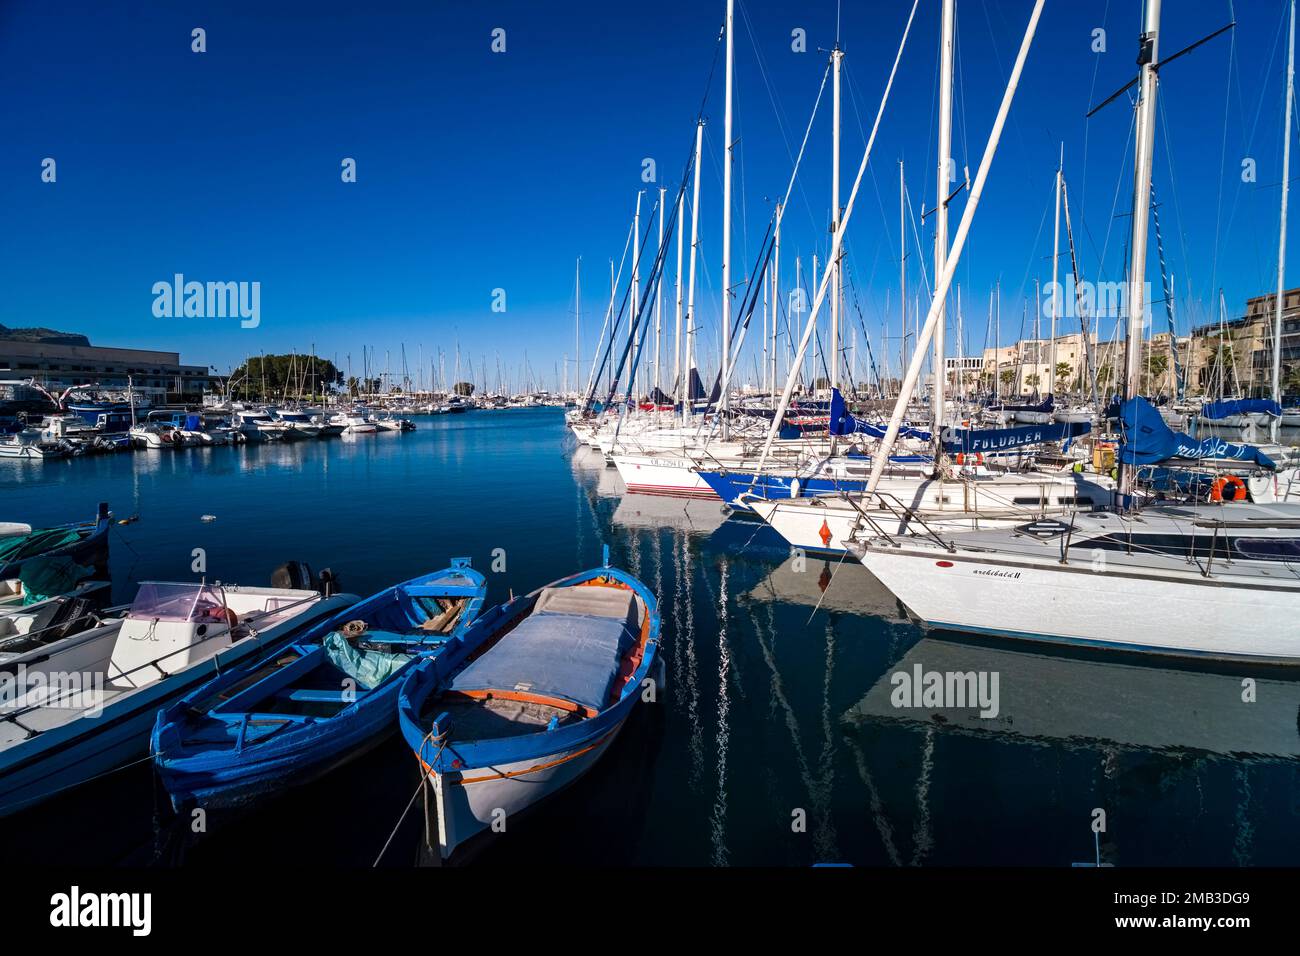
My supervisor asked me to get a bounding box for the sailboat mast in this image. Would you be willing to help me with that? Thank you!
[1272,0,1295,441]
[720,0,735,436]
[631,191,642,401]
[831,45,844,392]
[654,187,665,401]
[772,201,781,398]
[1050,145,1062,396]
[899,159,907,399]
[1120,0,1161,502]
[673,187,684,404]
[685,120,704,424]
[575,256,582,400]
[933,0,955,441]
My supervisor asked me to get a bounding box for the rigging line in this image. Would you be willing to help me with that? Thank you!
[1208,0,1238,299]
[1216,0,1289,294]
[738,0,826,237]
[1080,0,1113,216]
[843,61,905,305]
[904,184,933,298]
[1081,99,1136,288]
[1155,107,1199,321]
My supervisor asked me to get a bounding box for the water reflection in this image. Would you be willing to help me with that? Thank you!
[844,636,1300,759]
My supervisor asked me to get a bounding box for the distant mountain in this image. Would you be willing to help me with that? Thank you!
[0,324,91,347]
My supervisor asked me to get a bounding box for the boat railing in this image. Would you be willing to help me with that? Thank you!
[842,491,956,553]
[0,592,323,732]
[0,608,105,656]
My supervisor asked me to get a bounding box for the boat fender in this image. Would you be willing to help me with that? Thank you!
[1209,474,1247,502]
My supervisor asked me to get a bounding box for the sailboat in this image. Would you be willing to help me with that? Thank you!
[849,0,1300,664]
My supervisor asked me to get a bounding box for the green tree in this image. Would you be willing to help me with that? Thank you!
[453,381,476,397]
[1025,372,1041,390]
[1054,362,1072,390]
[999,369,1016,388]
[228,354,343,402]
[1144,353,1170,394]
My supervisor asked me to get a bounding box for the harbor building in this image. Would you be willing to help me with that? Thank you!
[1184,288,1300,396]
[0,331,213,402]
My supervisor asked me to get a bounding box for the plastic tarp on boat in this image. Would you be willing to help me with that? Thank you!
[450,588,638,712]
[828,389,932,441]
[1119,397,1277,468]
[0,528,82,564]
[17,555,94,605]
[323,632,409,690]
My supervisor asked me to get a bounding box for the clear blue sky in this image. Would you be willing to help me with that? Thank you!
[0,0,1293,390]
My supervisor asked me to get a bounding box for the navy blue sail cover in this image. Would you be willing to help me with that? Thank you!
[450,610,637,712]
[1120,397,1276,468]
[1201,398,1282,420]
[941,420,1091,455]
[828,389,932,441]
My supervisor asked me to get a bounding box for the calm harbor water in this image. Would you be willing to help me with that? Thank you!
[2,407,1297,866]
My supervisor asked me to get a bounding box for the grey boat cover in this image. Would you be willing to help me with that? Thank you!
[450,585,640,712]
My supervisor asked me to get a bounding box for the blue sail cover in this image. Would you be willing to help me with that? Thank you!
[1201,398,1282,420]
[942,421,1091,456]
[988,394,1054,413]
[1120,397,1276,468]
[828,389,932,441]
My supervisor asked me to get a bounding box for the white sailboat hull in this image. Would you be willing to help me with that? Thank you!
[611,453,716,497]
[853,542,1300,662]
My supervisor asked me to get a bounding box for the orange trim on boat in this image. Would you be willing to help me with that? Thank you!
[419,727,618,784]
[442,688,597,718]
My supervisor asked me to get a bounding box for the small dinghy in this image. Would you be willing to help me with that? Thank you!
[397,548,661,861]
[152,559,487,812]
[0,571,353,817]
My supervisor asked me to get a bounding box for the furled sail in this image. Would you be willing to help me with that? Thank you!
[1120,397,1276,468]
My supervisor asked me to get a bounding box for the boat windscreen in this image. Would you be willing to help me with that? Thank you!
[129,582,226,622]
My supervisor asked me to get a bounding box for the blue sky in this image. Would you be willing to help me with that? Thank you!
[0,0,1293,390]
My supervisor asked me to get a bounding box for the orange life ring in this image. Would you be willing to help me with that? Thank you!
[1209,474,1247,502]
[955,452,984,466]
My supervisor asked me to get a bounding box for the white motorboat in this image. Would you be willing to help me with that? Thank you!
[271,409,323,439]
[330,410,378,434]
[231,410,288,441]
[128,422,181,449]
[0,429,69,460]
[0,578,357,816]
[1052,404,1095,425]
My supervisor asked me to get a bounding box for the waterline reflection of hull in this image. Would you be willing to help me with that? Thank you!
[843,636,1300,759]
[611,495,728,535]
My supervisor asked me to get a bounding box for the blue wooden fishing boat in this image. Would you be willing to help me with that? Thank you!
[0,503,111,582]
[397,548,661,861]
[151,558,487,811]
